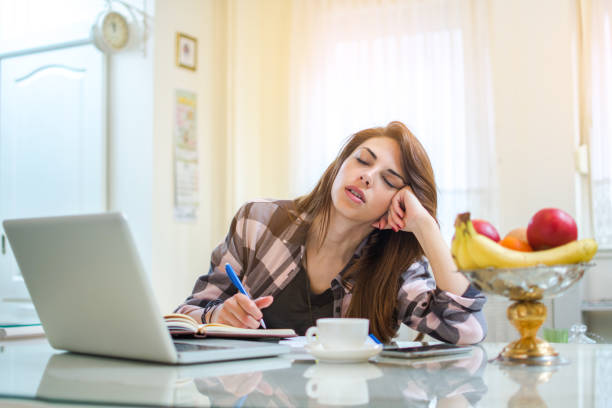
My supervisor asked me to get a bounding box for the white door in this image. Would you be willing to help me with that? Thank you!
[0,44,106,303]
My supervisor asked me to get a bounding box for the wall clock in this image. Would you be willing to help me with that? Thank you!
[91,10,131,54]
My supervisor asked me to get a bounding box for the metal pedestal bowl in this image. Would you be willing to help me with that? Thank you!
[462,263,594,366]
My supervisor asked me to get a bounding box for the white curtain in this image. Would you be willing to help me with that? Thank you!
[588,0,612,249]
[288,0,497,241]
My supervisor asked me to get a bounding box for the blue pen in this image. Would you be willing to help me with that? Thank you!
[225,263,267,329]
[369,333,382,345]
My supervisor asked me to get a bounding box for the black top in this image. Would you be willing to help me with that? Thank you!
[262,267,334,335]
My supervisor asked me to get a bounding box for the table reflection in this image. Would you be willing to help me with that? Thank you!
[192,364,299,407]
[36,352,291,407]
[304,363,382,405]
[371,346,488,407]
[3,341,610,407]
[501,364,557,408]
[24,345,488,407]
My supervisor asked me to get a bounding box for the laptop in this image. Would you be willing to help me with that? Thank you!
[3,213,290,364]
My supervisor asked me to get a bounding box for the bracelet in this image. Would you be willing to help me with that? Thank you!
[202,299,223,323]
[208,305,220,323]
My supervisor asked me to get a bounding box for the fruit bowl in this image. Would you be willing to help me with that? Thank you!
[460,263,595,366]
[461,262,593,302]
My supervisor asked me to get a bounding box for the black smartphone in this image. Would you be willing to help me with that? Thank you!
[380,343,472,359]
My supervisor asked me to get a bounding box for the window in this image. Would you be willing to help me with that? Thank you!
[288,0,496,240]
[588,0,612,248]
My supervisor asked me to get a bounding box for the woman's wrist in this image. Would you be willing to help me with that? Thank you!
[410,212,437,241]
[409,214,469,294]
[210,303,223,323]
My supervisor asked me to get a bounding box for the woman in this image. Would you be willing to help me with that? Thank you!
[175,121,486,344]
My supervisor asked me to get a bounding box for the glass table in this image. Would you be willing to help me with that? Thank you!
[0,339,610,407]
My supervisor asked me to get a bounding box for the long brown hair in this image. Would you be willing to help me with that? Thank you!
[294,121,437,342]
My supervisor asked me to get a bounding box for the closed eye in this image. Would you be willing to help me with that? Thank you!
[357,157,400,188]
[382,176,400,189]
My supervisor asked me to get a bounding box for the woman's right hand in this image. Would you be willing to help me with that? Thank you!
[211,294,274,329]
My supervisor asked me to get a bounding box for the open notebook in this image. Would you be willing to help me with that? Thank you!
[164,314,297,339]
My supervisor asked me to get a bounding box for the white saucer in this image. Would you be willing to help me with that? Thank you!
[305,342,383,363]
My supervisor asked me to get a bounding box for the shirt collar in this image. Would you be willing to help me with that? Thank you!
[282,211,311,247]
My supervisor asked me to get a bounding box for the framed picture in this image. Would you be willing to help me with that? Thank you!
[176,32,197,71]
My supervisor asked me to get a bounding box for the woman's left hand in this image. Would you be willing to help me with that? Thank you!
[372,185,432,232]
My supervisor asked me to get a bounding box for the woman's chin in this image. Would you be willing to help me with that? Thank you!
[331,205,376,226]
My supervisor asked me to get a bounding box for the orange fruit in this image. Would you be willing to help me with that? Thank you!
[499,236,533,252]
[506,227,528,243]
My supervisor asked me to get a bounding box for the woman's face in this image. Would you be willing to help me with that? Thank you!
[331,136,407,223]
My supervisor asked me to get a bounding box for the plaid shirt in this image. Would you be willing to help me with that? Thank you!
[176,199,487,344]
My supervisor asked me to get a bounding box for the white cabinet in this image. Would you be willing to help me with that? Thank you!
[0,44,106,304]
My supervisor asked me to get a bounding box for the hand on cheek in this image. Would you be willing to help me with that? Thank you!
[371,186,428,233]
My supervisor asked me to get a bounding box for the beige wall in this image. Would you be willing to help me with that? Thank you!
[149,0,291,313]
[489,0,580,235]
[151,0,226,312]
[226,0,292,210]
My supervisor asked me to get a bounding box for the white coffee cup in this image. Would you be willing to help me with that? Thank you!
[305,318,369,350]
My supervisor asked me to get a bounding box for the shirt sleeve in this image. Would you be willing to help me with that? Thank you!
[396,258,487,345]
[173,203,249,317]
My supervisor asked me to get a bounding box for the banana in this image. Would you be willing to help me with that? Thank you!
[457,234,480,269]
[452,212,598,269]
[451,217,479,270]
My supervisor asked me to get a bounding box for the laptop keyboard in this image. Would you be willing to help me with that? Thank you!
[174,342,232,352]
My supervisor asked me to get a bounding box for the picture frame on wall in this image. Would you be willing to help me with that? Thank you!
[176,32,197,71]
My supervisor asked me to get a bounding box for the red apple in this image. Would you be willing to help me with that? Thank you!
[472,219,501,242]
[527,208,578,250]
